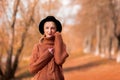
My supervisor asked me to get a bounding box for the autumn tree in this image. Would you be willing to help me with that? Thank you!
[94,0,120,60]
[0,0,39,79]
[80,0,120,61]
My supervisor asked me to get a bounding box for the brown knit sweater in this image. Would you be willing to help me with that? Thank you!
[29,32,69,80]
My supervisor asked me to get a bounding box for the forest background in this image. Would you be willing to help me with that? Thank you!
[0,0,120,80]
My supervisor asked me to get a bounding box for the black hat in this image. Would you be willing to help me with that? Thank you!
[39,16,62,34]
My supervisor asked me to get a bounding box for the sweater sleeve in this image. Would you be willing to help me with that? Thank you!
[54,32,69,65]
[29,44,53,74]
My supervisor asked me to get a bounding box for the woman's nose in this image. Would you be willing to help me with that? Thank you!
[48,29,52,33]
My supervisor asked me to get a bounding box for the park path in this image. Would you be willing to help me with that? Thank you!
[63,54,120,80]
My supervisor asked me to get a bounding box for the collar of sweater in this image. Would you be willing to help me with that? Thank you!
[39,36,55,45]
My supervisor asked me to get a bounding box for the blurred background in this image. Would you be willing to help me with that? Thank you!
[0,0,120,80]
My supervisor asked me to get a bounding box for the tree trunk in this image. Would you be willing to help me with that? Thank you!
[4,0,20,79]
[95,25,101,55]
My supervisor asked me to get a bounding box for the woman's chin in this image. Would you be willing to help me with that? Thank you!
[46,35,53,38]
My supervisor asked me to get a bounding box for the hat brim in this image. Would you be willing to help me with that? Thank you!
[39,16,62,34]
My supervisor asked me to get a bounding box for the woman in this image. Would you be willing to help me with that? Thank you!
[29,16,69,80]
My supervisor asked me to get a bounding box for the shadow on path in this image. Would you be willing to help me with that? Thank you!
[15,71,33,80]
[63,59,110,72]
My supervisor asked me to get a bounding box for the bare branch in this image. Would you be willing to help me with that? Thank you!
[12,0,39,76]
[19,0,39,26]
[5,0,20,79]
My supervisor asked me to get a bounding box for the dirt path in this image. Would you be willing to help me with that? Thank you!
[63,54,120,80]
[19,54,120,80]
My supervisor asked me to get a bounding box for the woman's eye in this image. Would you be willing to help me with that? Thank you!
[51,27,56,30]
[51,27,55,29]
[45,27,49,29]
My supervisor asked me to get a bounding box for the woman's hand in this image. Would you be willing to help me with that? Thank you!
[48,47,54,55]
[54,32,61,36]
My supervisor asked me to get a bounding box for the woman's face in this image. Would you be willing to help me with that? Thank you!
[44,21,57,37]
